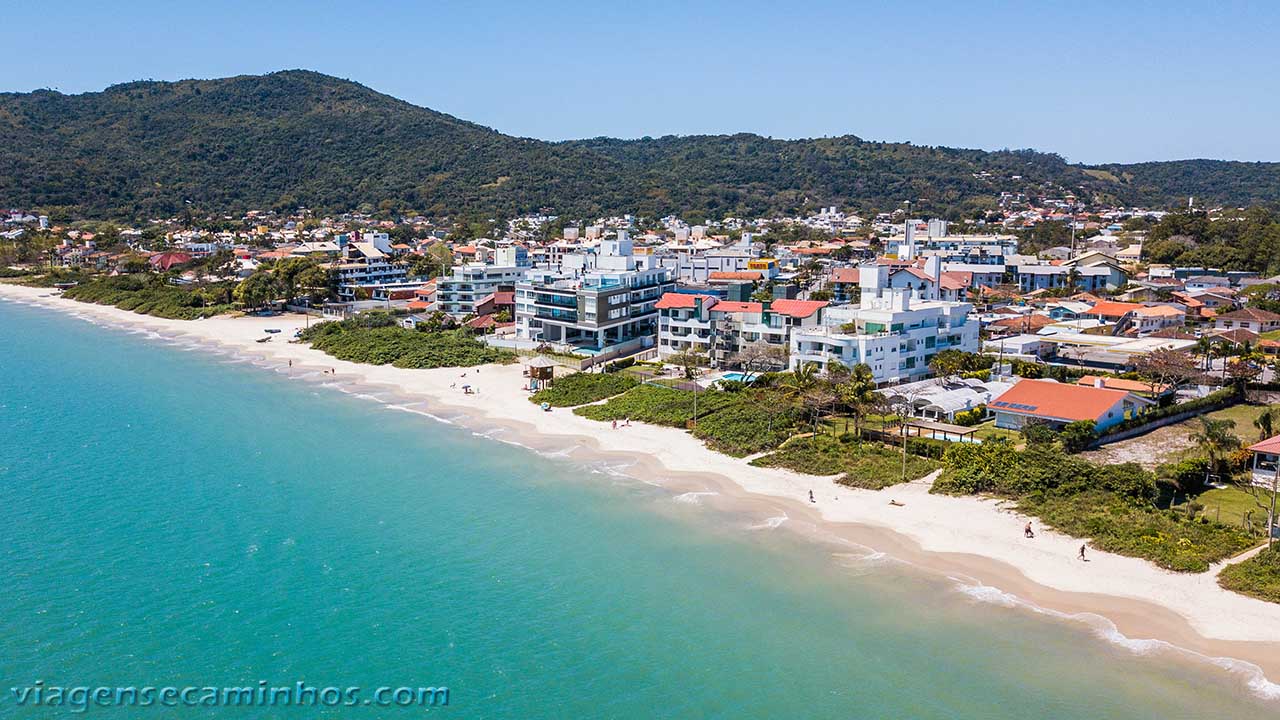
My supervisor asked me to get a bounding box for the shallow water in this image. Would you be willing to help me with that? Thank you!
[1,299,1275,718]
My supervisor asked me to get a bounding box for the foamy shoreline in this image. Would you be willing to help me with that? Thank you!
[4,282,1279,696]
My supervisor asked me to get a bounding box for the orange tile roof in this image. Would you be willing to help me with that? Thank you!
[1249,434,1280,454]
[655,292,715,310]
[990,380,1131,423]
[1133,304,1184,317]
[708,270,764,281]
[1088,301,1145,318]
[940,271,972,291]
[769,299,827,319]
[830,267,861,283]
[711,301,763,314]
[1076,376,1169,394]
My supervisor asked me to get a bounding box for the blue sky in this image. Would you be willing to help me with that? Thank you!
[4,1,1277,164]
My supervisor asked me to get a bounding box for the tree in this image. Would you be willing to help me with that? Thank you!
[1255,407,1279,441]
[1133,347,1199,396]
[1060,420,1097,453]
[728,341,787,380]
[668,349,707,380]
[233,271,276,309]
[836,363,880,438]
[1191,417,1241,487]
[928,349,970,384]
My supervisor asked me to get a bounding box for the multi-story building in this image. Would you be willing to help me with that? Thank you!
[515,233,674,350]
[435,264,528,317]
[333,241,410,299]
[654,295,828,366]
[787,263,980,385]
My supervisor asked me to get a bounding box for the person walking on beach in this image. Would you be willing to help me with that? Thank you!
[809,490,815,503]
[624,417,631,427]
[1024,522,1034,539]
[1078,544,1088,561]
[612,420,618,430]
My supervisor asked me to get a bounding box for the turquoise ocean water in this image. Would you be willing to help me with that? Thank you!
[0,299,1275,718]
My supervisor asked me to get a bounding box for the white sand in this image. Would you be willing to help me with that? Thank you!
[5,283,1280,680]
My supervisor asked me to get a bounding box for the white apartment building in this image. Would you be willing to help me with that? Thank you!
[788,263,980,385]
[515,232,674,350]
[435,264,528,317]
[655,295,828,366]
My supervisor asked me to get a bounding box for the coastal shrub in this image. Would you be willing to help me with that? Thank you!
[952,407,985,426]
[1218,547,1280,603]
[529,372,638,407]
[1020,491,1256,573]
[575,384,804,456]
[61,275,236,319]
[690,393,804,456]
[574,385,734,427]
[301,321,514,368]
[750,434,941,489]
[935,442,1253,572]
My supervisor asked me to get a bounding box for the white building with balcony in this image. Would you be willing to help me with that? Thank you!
[515,232,674,351]
[655,294,828,366]
[435,264,528,317]
[788,262,979,384]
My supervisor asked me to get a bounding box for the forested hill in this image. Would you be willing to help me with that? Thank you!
[2,70,1277,220]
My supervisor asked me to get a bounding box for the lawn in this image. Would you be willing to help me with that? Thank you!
[1178,487,1270,531]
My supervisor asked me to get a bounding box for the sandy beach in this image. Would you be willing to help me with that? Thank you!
[4,282,1279,694]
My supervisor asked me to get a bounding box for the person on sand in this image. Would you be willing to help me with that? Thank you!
[612,420,617,430]
[288,359,292,368]
[889,499,904,507]
[625,417,631,427]
[1024,522,1034,539]
[1078,544,1088,561]
[809,490,815,503]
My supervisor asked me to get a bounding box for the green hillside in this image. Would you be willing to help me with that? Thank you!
[2,70,1276,220]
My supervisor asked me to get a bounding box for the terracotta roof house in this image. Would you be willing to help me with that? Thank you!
[769,299,828,320]
[1076,375,1172,397]
[990,379,1152,432]
[148,251,193,271]
[1214,308,1280,334]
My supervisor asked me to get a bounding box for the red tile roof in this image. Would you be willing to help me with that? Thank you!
[1249,434,1280,454]
[711,301,763,314]
[655,292,715,310]
[1217,307,1280,322]
[940,271,972,291]
[1088,301,1145,318]
[830,267,861,283]
[990,379,1131,423]
[769,299,827,319]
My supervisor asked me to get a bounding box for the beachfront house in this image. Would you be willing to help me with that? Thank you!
[989,378,1152,432]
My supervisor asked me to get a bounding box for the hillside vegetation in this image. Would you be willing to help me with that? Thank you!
[4,70,1278,219]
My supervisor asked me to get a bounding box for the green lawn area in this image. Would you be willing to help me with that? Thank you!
[1203,402,1280,431]
[1178,487,1270,531]
[970,420,1023,445]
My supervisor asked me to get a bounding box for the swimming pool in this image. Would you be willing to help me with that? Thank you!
[719,372,756,383]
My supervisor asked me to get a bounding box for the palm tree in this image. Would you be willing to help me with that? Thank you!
[1255,408,1278,441]
[1190,417,1241,489]
[837,363,879,439]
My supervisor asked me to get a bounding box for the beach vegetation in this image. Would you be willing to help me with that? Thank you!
[60,274,237,319]
[574,383,805,457]
[750,434,941,489]
[300,315,515,368]
[529,372,638,407]
[1218,547,1280,603]
[934,442,1258,572]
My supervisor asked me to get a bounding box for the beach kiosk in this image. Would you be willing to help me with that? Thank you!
[527,356,557,391]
